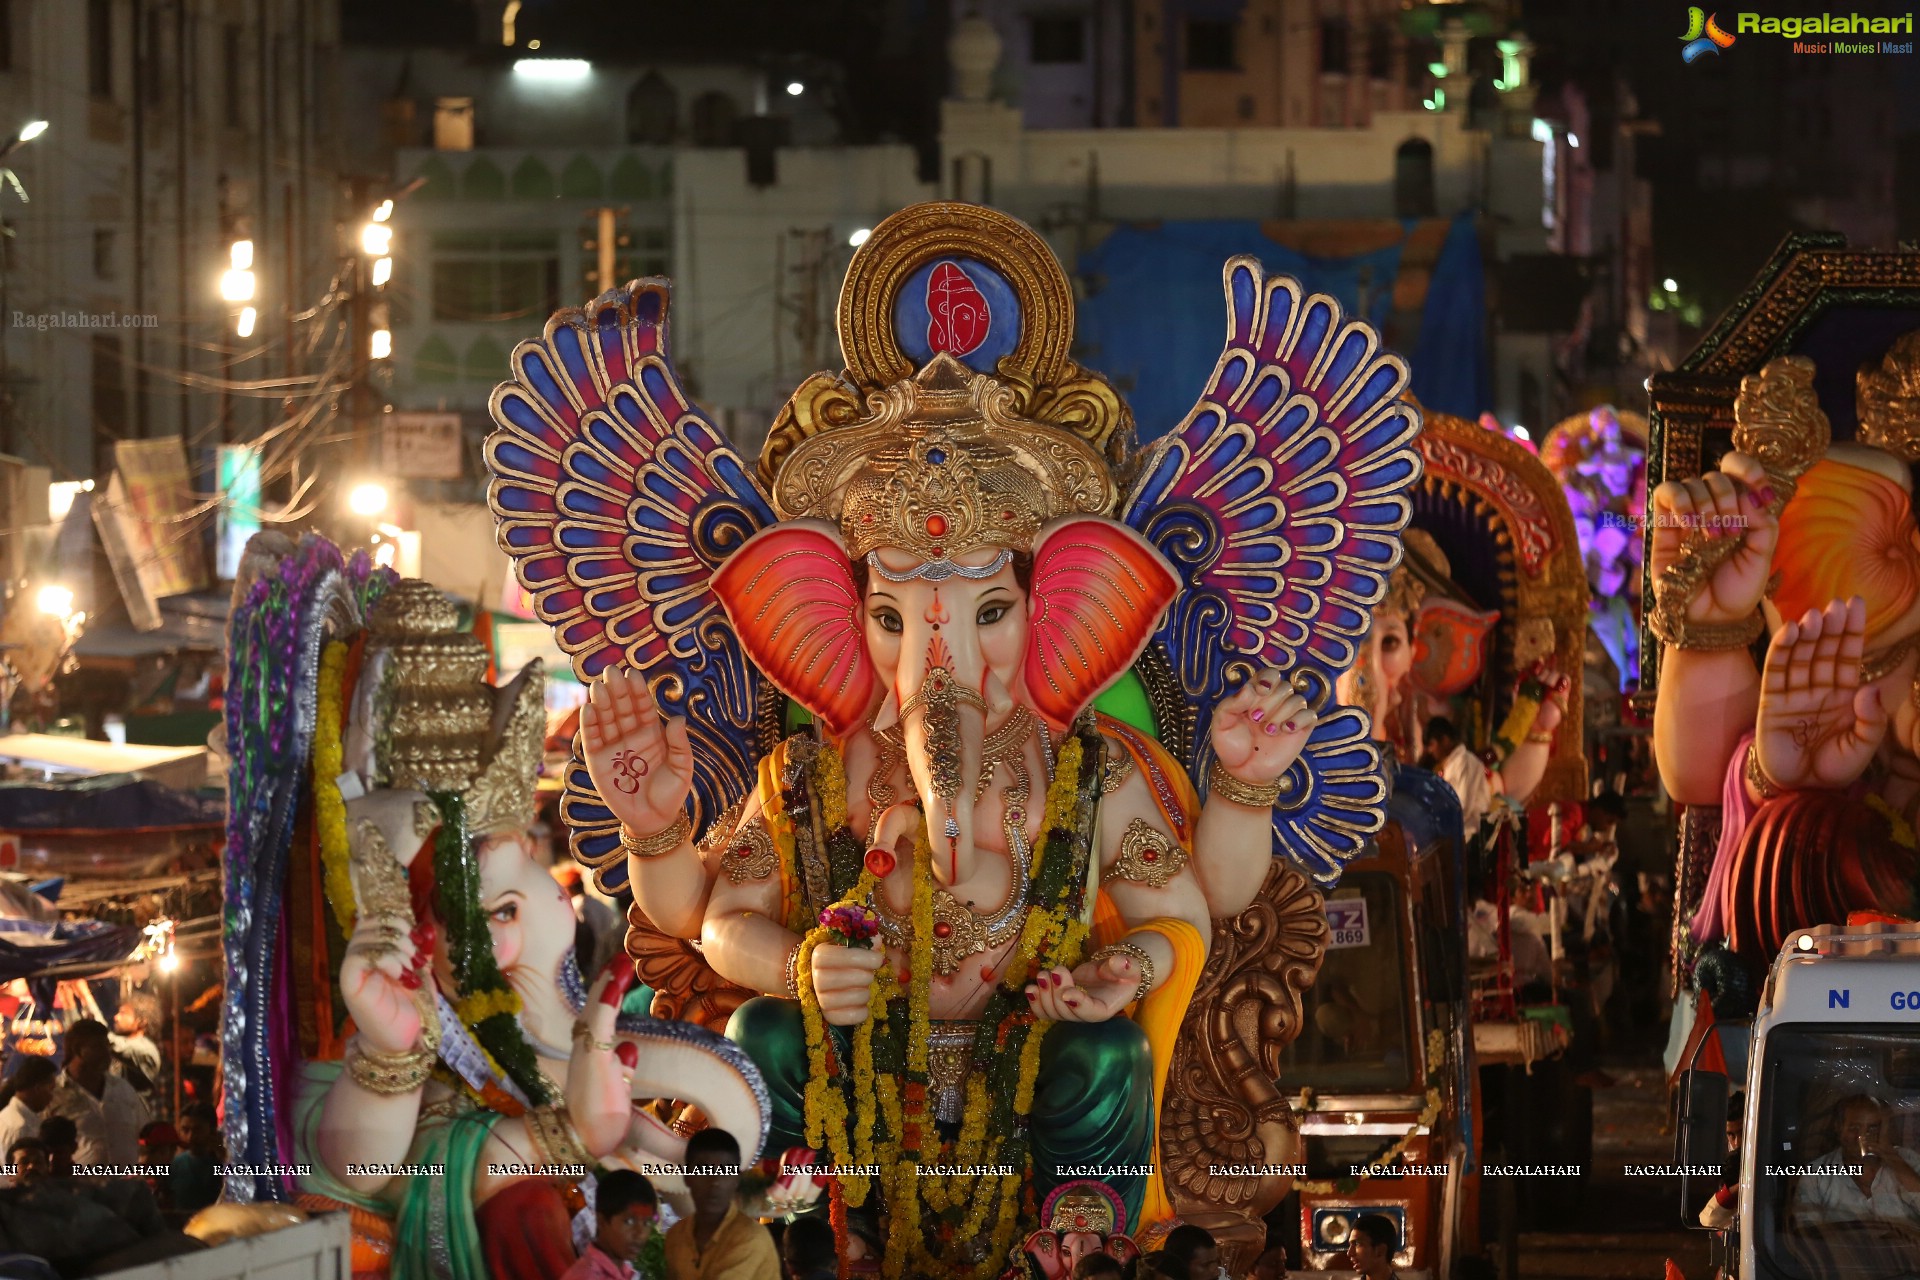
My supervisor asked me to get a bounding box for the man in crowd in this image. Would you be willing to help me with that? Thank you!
[1425,716,1492,833]
[562,1169,656,1280]
[1345,1214,1404,1280]
[47,1020,149,1167]
[665,1128,778,1280]
[111,995,163,1097]
[0,1058,57,1186]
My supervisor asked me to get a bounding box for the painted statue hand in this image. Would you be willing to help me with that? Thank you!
[1211,666,1316,785]
[1530,672,1571,737]
[339,909,431,1057]
[810,941,885,1026]
[582,667,695,842]
[1648,450,1778,627]
[1024,963,1127,1024]
[567,958,642,1159]
[1756,596,1887,792]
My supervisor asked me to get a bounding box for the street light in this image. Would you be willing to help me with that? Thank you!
[786,80,804,96]
[347,482,389,517]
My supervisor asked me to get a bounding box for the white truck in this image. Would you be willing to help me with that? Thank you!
[97,1215,351,1280]
[1676,922,1920,1280]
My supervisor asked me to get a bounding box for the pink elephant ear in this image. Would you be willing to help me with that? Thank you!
[710,520,874,742]
[1025,516,1180,730]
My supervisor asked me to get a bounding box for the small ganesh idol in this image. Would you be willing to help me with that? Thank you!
[485,202,1426,1275]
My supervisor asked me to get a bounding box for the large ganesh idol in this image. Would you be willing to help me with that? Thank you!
[484,202,1424,1275]
[1336,411,1588,824]
[217,535,769,1279]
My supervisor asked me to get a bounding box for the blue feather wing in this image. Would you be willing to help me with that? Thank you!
[486,282,775,891]
[1122,258,1422,884]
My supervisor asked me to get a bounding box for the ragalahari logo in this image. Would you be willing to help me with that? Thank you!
[1681,7,1738,60]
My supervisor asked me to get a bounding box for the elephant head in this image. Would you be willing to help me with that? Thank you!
[712,355,1177,887]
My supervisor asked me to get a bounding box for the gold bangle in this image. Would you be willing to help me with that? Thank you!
[345,1036,436,1095]
[1646,602,1766,652]
[1745,740,1785,801]
[1526,732,1555,745]
[525,1103,590,1170]
[572,1021,615,1053]
[620,812,692,860]
[783,944,802,1001]
[1091,942,1156,1004]
[1207,762,1286,808]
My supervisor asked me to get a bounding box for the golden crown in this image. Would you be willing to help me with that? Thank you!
[770,354,1116,564]
[367,578,544,837]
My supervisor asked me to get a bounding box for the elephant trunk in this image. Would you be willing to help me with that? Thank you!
[898,657,986,889]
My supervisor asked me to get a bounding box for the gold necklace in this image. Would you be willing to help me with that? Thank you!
[1864,634,1917,685]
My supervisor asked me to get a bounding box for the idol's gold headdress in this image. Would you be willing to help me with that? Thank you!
[769,353,1116,564]
[367,578,544,836]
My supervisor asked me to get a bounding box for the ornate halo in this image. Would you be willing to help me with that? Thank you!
[837,201,1074,392]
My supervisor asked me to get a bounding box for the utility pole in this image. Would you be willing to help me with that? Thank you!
[596,206,616,294]
[348,175,372,474]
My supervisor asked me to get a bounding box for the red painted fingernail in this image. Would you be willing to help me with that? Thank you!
[1265,724,1279,736]
[1250,709,1264,722]
[1756,486,1777,506]
[1026,991,1036,1002]
[399,970,422,990]
[615,1042,638,1069]
[1283,720,1296,732]
[980,965,996,982]
[600,962,639,1007]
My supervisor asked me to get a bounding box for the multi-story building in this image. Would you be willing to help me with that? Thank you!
[0,0,341,484]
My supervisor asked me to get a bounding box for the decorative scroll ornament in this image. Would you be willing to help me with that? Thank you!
[774,354,1117,563]
[1858,332,1920,462]
[1106,819,1187,888]
[1733,355,1831,494]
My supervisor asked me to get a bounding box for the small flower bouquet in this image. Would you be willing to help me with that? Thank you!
[818,902,881,949]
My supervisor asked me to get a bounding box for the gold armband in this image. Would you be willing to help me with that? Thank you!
[620,812,692,860]
[1207,762,1286,808]
[1646,602,1766,652]
[1745,740,1785,801]
[345,1036,436,1095]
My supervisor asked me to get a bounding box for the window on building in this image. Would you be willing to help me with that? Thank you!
[93,228,115,279]
[1320,19,1350,74]
[690,91,738,148]
[1393,138,1436,218]
[88,0,113,99]
[1367,22,1391,79]
[222,23,242,126]
[626,71,677,145]
[434,97,475,151]
[1185,19,1235,70]
[1029,15,1086,64]
[429,232,560,323]
[91,335,128,467]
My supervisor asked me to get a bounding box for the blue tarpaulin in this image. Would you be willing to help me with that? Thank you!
[0,774,222,829]
[1076,212,1489,439]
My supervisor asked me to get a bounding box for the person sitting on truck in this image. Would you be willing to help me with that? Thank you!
[1700,1093,1744,1231]
[1345,1215,1403,1280]
[1790,1094,1920,1226]
[1424,717,1492,833]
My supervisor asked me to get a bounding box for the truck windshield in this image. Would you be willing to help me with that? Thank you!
[1279,871,1416,1093]
[1752,1024,1920,1280]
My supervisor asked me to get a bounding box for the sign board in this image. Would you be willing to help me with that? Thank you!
[1325,896,1371,950]
[381,412,465,480]
[93,437,210,629]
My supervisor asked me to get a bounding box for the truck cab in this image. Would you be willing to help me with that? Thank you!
[1283,770,1480,1279]
[1680,923,1920,1280]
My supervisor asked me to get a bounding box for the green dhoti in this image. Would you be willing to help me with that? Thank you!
[727,996,1156,1229]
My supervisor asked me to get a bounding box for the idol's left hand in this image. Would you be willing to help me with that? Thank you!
[567,958,641,1158]
[1211,666,1315,786]
[1024,956,1139,1024]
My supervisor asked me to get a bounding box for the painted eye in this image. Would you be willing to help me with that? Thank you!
[976,603,1009,626]
[489,902,518,925]
[870,608,903,635]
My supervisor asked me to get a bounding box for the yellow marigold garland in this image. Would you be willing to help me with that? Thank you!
[314,641,355,936]
[454,987,523,1026]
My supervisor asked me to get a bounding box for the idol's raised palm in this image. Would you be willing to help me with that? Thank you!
[581,666,695,837]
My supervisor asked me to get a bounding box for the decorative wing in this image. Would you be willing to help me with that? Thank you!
[486,282,776,891]
[1122,258,1422,883]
